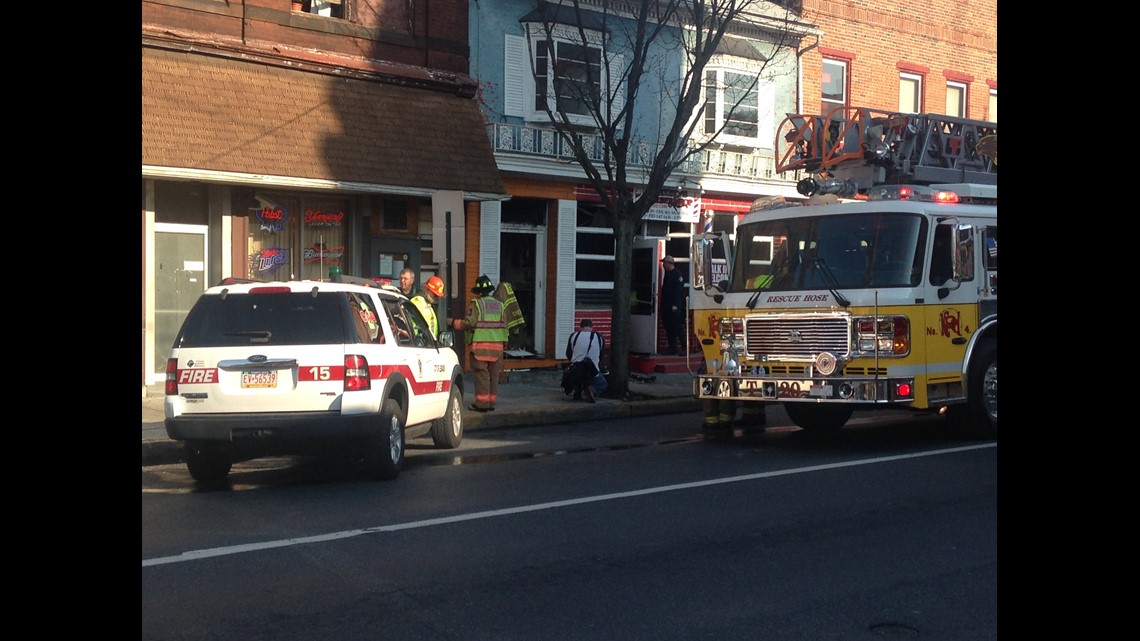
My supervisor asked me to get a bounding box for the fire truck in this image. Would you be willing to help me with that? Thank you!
[689,107,997,438]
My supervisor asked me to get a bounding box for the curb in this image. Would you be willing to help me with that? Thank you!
[141,396,700,468]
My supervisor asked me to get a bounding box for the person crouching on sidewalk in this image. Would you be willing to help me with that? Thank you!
[563,318,603,402]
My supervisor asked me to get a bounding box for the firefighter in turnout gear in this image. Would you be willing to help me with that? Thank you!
[702,398,735,431]
[701,399,766,431]
[410,275,445,339]
[453,275,508,412]
[494,281,526,347]
[738,403,766,428]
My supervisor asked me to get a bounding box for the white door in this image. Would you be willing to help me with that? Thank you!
[154,223,208,377]
[631,238,665,354]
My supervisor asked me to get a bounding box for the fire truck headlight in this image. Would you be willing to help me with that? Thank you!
[720,337,745,352]
[859,338,876,352]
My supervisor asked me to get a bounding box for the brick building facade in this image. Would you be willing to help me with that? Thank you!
[798,0,997,121]
[141,0,506,392]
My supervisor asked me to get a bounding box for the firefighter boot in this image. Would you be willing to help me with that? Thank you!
[702,399,734,431]
[737,404,767,428]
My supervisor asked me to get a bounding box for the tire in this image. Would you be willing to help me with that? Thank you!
[951,343,997,439]
[430,385,464,449]
[367,398,406,480]
[784,403,853,433]
[184,441,232,483]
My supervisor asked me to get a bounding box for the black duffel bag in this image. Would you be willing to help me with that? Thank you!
[561,358,599,394]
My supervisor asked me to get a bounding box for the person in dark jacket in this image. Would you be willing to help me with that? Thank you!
[659,255,687,355]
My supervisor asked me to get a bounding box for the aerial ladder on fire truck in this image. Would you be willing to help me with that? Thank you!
[774,106,997,198]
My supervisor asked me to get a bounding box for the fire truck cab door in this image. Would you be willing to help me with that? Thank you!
[924,222,979,375]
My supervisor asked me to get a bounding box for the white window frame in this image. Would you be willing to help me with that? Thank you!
[946,81,967,118]
[701,56,775,148]
[821,58,847,116]
[899,72,923,114]
[525,23,606,126]
[988,88,997,122]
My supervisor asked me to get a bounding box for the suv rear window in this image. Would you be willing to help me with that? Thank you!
[173,291,352,347]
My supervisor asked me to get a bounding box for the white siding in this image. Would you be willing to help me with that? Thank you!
[479,201,502,281]
[504,34,528,118]
[554,199,577,357]
[609,53,625,124]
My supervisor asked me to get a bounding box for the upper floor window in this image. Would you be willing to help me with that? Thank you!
[504,24,624,126]
[899,72,923,113]
[293,1,346,19]
[946,81,967,118]
[821,58,847,116]
[988,88,997,122]
[535,38,601,117]
[702,67,773,144]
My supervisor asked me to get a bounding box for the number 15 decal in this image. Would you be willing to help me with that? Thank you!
[305,366,333,381]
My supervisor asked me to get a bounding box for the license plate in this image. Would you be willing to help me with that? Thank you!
[807,384,833,397]
[241,370,277,389]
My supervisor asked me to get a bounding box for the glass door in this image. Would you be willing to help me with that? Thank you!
[247,194,349,281]
[154,223,207,376]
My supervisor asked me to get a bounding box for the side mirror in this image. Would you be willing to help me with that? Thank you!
[692,237,713,291]
[691,232,732,296]
[438,330,455,348]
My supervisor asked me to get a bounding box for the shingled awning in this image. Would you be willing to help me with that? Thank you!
[142,46,506,199]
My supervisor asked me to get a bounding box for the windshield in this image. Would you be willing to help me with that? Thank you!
[730,212,927,292]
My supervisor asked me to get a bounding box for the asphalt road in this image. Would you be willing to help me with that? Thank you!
[142,409,997,641]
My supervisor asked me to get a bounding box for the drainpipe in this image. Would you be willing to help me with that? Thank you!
[795,34,820,115]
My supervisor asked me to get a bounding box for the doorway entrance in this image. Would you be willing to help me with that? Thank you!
[500,227,546,356]
[153,223,208,377]
[369,236,420,283]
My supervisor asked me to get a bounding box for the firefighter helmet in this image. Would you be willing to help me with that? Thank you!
[425,275,445,297]
[472,274,494,295]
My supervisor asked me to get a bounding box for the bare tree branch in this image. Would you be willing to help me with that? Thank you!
[524,0,803,397]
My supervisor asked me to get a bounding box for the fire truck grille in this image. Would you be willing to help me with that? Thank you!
[745,317,850,359]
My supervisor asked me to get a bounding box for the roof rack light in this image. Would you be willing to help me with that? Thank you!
[867,184,963,203]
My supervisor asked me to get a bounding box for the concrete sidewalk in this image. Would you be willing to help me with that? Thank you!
[142,367,702,467]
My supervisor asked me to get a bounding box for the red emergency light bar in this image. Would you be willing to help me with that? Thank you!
[868,184,962,203]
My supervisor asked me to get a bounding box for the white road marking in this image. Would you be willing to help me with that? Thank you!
[143,443,995,567]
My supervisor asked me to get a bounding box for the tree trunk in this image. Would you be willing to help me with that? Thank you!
[605,208,641,399]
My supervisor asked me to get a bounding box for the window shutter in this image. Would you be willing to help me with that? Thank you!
[758,80,775,147]
[480,201,501,280]
[504,34,528,118]
[554,199,577,356]
[609,53,625,124]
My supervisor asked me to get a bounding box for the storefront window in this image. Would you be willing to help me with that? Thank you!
[247,194,349,281]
